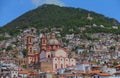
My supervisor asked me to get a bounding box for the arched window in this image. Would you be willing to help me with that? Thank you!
[48,55,50,58]
[30,48,32,53]
[61,64,63,68]
[43,39,46,44]
[30,38,32,43]
[55,64,57,69]
[66,64,68,67]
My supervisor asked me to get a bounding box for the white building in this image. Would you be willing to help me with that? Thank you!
[10,69,18,78]
[75,63,92,72]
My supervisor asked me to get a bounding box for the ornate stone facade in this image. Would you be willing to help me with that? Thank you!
[40,33,76,72]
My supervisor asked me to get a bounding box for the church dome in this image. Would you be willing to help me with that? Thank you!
[49,39,59,45]
[48,33,60,45]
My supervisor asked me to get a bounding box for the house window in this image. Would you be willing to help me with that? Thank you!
[85,67,89,72]
[43,75,46,78]
[13,75,16,78]
[51,54,53,57]
[40,76,42,78]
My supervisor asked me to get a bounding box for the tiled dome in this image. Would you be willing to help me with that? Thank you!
[49,39,59,45]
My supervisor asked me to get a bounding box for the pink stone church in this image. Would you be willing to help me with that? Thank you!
[40,33,76,72]
[27,33,76,72]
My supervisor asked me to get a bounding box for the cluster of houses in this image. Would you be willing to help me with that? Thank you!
[66,33,120,64]
[0,63,39,78]
[0,27,120,78]
[1,61,120,78]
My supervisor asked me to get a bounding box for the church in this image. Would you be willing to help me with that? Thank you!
[40,33,76,72]
[27,33,76,72]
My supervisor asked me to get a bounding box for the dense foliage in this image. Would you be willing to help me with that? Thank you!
[0,4,119,36]
[0,36,8,41]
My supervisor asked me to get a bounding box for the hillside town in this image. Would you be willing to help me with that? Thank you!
[0,25,120,78]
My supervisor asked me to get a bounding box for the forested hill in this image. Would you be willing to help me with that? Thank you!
[0,4,119,35]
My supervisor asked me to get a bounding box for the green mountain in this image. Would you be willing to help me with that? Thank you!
[0,4,120,36]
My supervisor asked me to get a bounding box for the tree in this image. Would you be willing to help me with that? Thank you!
[110,46,116,51]
[113,62,119,66]
[22,49,27,58]
[6,46,12,51]
[0,36,8,41]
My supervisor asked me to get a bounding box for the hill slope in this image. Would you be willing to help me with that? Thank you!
[0,4,119,35]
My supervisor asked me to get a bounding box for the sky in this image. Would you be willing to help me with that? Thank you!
[0,0,120,27]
